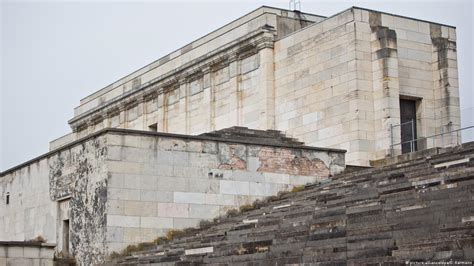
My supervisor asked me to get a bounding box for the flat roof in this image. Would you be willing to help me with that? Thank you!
[0,128,346,176]
[77,6,325,106]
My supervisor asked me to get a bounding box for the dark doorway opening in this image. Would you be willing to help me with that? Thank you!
[400,99,418,153]
[63,219,70,255]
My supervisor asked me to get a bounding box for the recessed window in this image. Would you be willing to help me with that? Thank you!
[149,123,158,132]
[6,192,10,205]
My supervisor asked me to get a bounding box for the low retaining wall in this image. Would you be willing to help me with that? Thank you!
[0,241,55,266]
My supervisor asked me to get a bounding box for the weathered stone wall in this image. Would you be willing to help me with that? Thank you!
[62,7,461,166]
[0,242,55,266]
[104,131,344,253]
[114,141,474,265]
[0,135,109,265]
[274,9,361,163]
[273,8,460,165]
[72,8,324,119]
[0,159,56,244]
[1,128,344,264]
[49,135,108,265]
[68,7,324,141]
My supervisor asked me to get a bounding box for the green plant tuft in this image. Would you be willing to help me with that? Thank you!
[166,229,185,241]
[291,185,305,193]
[153,236,168,245]
[239,204,255,213]
[226,208,239,217]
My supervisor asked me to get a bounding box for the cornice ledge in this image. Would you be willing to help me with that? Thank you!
[68,28,276,128]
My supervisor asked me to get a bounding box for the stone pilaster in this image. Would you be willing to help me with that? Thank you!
[431,25,461,147]
[257,37,276,130]
[370,14,401,156]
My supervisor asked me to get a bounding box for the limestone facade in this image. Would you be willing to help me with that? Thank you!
[58,6,461,166]
[0,128,345,264]
[0,5,463,265]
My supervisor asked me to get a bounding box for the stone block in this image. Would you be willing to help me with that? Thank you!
[172,218,200,229]
[220,180,249,195]
[157,202,189,218]
[205,193,235,206]
[247,157,260,172]
[290,175,318,186]
[140,190,173,202]
[123,228,141,243]
[172,151,190,166]
[263,172,290,184]
[189,204,221,219]
[232,171,264,182]
[107,161,141,174]
[108,173,124,188]
[249,182,287,196]
[156,176,188,192]
[7,246,23,258]
[39,248,54,260]
[123,201,157,216]
[123,174,140,190]
[106,226,124,242]
[107,146,123,161]
[185,246,213,255]
[154,151,174,165]
[188,179,219,193]
[139,175,158,191]
[107,215,140,228]
[140,217,173,229]
[108,188,140,201]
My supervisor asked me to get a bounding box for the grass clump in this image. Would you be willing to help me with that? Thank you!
[109,251,121,259]
[226,208,239,217]
[291,185,305,193]
[153,236,168,245]
[239,204,255,213]
[121,244,141,256]
[199,219,214,229]
[166,229,185,241]
[28,235,46,243]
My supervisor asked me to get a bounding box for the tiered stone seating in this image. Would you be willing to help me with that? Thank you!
[113,142,474,265]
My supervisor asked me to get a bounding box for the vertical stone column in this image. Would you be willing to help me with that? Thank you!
[257,37,276,130]
[119,105,127,129]
[162,92,169,133]
[370,14,401,157]
[201,67,213,132]
[228,55,240,127]
[176,79,187,134]
[209,67,216,131]
[431,25,460,147]
[157,93,166,132]
[136,96,145,130]
[102,113,110,129]
[184,79,190,134]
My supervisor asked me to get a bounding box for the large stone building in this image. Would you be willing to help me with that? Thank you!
[0,5,463,265]
[59,5,461,166]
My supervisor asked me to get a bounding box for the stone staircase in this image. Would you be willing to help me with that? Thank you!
[200,127,305,147]
[112,142,474,265]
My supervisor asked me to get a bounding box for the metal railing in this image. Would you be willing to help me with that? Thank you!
[389,119,417,155]
[390,125,474,156]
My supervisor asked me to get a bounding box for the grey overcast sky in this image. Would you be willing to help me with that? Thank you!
[1,0,473,171]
